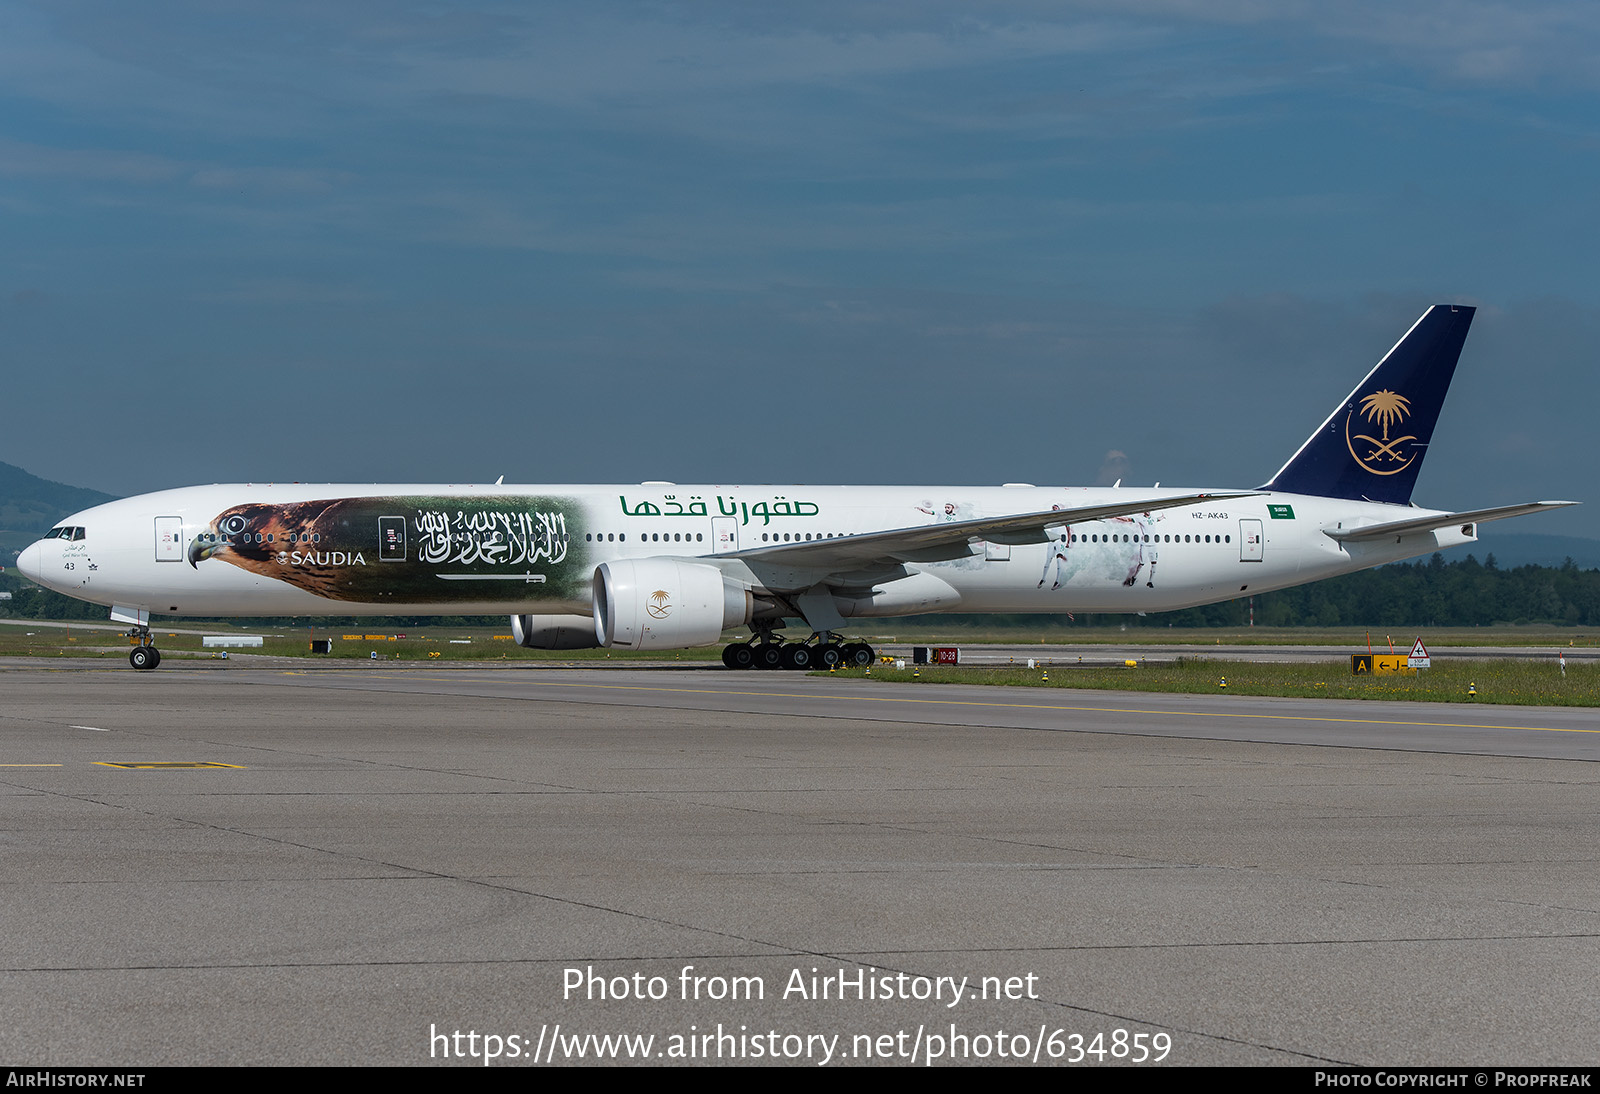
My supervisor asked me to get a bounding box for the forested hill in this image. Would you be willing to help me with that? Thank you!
[0,462,117,563]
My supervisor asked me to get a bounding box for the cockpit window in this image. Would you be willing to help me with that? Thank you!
[70,527,86,541]
[45,526,85,540]
[44,527,64,539]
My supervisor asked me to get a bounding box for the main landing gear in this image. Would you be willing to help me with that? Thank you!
[721,631,875,671]
[127,626,161,671]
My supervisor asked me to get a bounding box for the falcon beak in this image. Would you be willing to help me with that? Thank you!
[188,536,225,567]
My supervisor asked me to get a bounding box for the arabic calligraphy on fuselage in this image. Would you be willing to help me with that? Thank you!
[618,495,821,526]
[414,509,569,566]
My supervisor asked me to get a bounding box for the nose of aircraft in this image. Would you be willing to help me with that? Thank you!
[17,540,45,584]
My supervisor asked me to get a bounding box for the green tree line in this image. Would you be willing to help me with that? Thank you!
[4,553,1598,629]
[1076,553,1599,629]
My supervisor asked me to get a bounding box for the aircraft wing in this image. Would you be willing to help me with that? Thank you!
[1323,500,1579,543]
[726,491,1260,576]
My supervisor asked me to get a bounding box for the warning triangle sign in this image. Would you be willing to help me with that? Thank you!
[1408,638,1431,668]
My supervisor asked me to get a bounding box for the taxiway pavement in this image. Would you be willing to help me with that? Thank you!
[1,662,1596,1066]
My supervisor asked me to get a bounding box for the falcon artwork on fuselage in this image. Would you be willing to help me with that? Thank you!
[17,305,1575,670]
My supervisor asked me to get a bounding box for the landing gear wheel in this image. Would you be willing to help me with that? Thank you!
[723,643,756,670]
[814,643,843,670]
[752,643,784,670]
[129,645,160,671]
[843,643,875,667]
[779,643,813,671]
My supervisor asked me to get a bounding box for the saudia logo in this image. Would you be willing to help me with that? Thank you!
[278,551,366,566]
[1346,390,1417,476]
[647,589,672,619]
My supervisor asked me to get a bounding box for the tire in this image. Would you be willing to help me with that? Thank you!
[753,643,784,670]
[129,646,157,671]
[725,644,755,670]
[814,644,843,670]
[843,643,875,667]
[779,643,812,671]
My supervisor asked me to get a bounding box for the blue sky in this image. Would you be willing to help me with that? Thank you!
[2,2,1596,536]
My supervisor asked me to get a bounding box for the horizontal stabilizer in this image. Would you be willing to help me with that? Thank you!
[1323,500,1579,543]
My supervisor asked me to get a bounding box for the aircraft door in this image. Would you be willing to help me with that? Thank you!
[154,516,184,562]
[378,516,407,561]
[712,516,738,554]
[1239,519,1264,562]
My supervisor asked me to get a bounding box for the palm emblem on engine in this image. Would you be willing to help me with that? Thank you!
[1346,389,1418,476]
[647,589,672,618]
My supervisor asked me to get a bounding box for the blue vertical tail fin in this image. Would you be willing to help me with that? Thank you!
[1263,304,1474,505]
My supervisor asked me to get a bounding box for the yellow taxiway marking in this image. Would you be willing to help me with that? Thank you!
[280,670,1594,736]
[93,762,245,770]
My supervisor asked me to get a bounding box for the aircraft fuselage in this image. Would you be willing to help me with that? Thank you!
[17,481,1470,620]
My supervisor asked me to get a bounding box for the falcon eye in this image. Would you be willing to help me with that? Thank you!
[221,515,248,535]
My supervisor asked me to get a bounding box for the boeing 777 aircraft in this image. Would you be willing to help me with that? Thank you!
[17,304,1575,669]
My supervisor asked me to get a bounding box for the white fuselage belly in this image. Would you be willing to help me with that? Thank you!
[21,483,1471,620]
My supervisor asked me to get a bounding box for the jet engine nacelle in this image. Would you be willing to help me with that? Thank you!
[593,558,751,649]
[510,613,600,650]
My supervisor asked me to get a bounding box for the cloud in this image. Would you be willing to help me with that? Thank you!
[1096,449,1131,486]
[0,139,183,183]
[189,167,356,194]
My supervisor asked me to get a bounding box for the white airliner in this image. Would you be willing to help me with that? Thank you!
[17,304,1574,670]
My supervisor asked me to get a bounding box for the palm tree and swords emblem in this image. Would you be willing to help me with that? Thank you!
[1345,389,1417,475]
[646,589,672,618]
